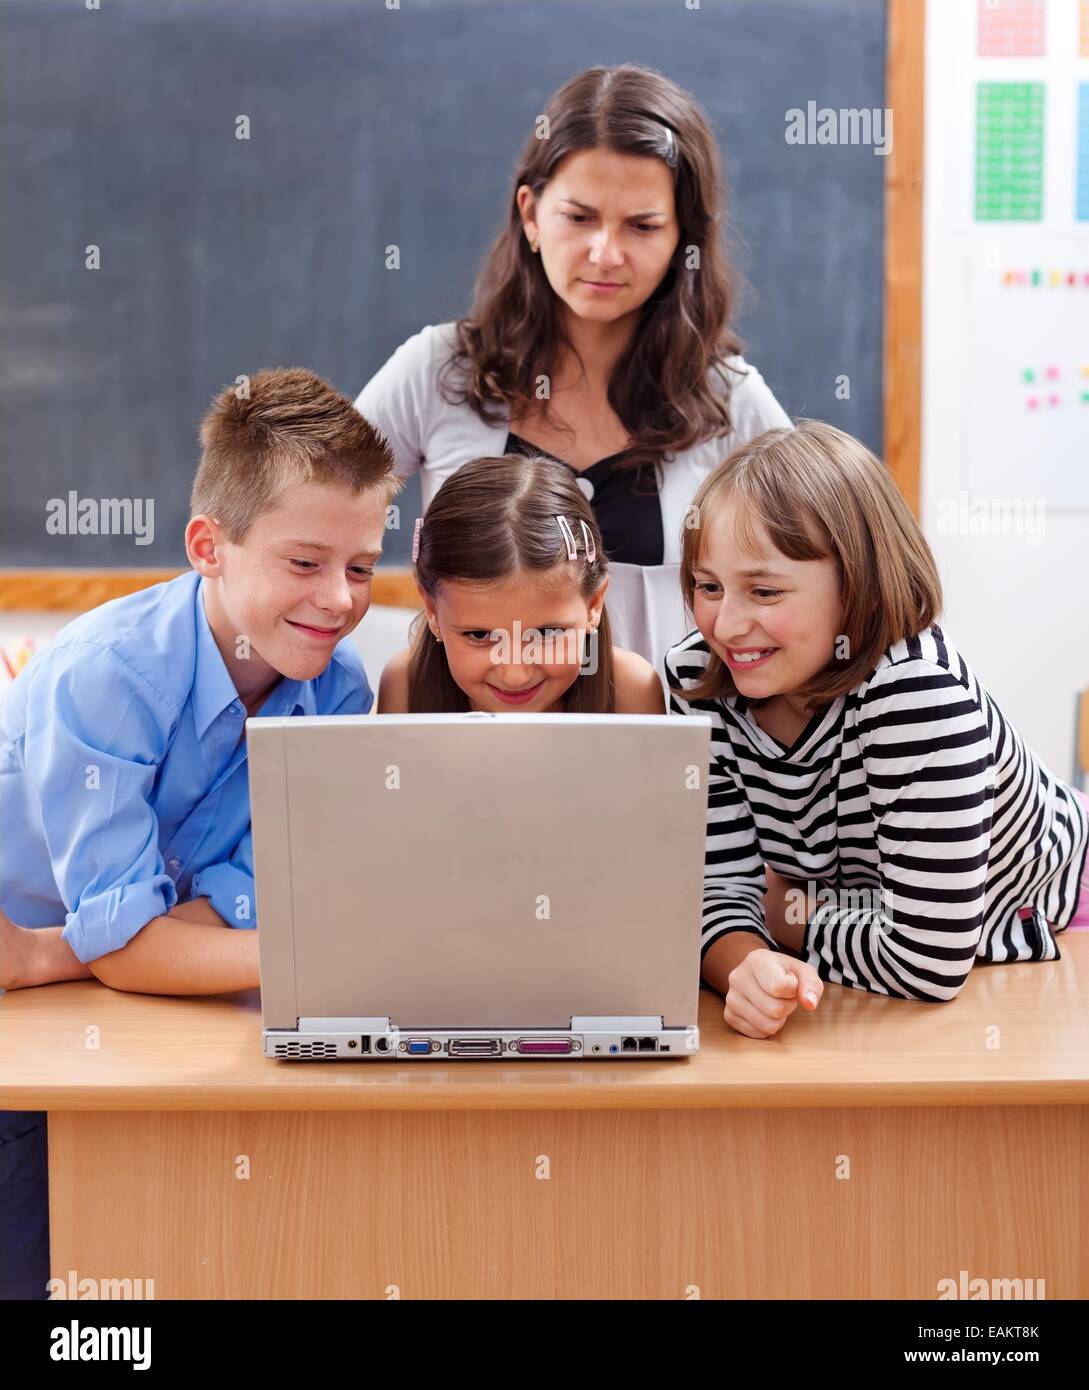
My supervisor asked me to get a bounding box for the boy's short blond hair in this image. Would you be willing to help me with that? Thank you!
[191,367,400,541]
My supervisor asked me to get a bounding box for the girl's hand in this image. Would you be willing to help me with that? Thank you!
[723,947,824,1039]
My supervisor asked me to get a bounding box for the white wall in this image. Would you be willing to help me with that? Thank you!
[922,0,1089,779]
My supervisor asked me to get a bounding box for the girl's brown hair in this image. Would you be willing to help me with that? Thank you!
[675,420,943,707]
[440,64,745,472]
[408,455,616,713]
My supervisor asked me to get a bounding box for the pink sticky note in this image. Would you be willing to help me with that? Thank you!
[1027,395,1040,409]
[1045,364,1060,380]
[1048,393,1061,407]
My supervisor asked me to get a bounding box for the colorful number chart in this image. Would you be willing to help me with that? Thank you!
[976,82,1046,219]
[978,0,1047,58]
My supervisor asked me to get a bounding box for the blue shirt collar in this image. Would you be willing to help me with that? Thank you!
[193,578,314,734]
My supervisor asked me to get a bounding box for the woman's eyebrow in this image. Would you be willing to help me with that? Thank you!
[559,197,666,218]
[737,566,789,579]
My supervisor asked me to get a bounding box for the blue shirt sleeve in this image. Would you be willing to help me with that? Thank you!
[190,827,256,929]
[22,644,179,964]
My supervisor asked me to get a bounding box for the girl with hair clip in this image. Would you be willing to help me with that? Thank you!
[378,454,664,715]
[665,420,1089,1040]
[357,63,790,671]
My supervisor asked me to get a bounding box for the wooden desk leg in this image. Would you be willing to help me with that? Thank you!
[48,1106,1086,1299]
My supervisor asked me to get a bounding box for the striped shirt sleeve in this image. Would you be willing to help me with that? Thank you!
[666,677,779,959]
[807,659,995,1002]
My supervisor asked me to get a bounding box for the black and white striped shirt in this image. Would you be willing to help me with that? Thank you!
[665,624,1089,1001]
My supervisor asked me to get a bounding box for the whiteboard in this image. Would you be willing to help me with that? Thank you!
[964,237,1089,506]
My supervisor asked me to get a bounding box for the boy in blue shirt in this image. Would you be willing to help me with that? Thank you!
[0,366,399,1295]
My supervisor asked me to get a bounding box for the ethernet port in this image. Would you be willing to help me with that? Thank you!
[638,1037,657,1052]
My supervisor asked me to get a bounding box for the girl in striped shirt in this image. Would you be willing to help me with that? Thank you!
[665,420,1089,1039]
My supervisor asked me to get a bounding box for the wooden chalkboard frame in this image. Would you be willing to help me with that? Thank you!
[0,0,924,615]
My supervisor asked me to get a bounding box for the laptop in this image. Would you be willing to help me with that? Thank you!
[247,712,711,1061]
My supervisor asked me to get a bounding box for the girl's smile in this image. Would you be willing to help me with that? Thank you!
[486,679,547,706]
[723,645,778,671]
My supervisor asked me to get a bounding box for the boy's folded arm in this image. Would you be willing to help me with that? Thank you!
[23,645,182,964]
[169,896,232,927]
[89,909,259,995]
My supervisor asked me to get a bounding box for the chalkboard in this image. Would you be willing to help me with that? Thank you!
[0,0,886,566]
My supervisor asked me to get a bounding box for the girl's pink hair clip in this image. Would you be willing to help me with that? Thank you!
[555,514,596,563]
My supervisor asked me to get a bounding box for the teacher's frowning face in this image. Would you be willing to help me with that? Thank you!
[516,148,680,330]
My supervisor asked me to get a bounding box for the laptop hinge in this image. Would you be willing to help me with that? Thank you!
[298,1017,391,1033]
[570,1015,664,1031]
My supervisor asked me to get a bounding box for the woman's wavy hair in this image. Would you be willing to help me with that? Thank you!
[408,454,616,713]
[439,64,745,472]
[674,421,944,707]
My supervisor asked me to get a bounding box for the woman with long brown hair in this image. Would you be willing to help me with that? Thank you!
[356,63,789,673]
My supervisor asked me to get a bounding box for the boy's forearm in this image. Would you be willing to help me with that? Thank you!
[1,895,237,991]
[89,915,260,995]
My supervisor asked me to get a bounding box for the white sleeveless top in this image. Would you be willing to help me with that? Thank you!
[354,321,791,669]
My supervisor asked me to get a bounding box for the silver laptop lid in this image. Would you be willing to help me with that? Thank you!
[248,714,711,1032]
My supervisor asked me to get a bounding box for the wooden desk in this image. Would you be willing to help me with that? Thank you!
[2,937,1087,1299]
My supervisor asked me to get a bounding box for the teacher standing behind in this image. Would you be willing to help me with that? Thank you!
[356,63,790,667]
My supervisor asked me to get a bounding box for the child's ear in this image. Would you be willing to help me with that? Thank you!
[185,515,226,576]
[587,579,609,627]
[418,586,441,637]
